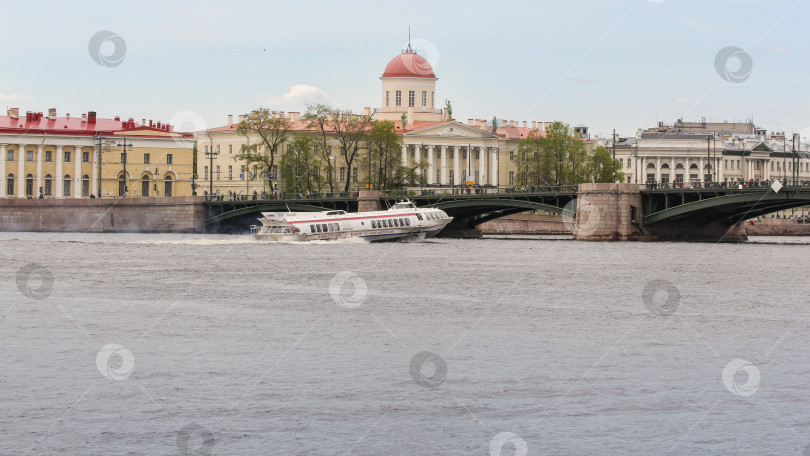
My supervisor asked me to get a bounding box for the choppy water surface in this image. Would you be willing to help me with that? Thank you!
[1,233,809,455]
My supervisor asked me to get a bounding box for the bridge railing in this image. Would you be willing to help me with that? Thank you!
[202,185,581,201]
[642,180,810,190]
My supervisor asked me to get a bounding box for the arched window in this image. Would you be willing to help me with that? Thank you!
[675,163,684,169]
[44,174,53,196]
[690,163,699,169]
[646,163,656,169]
[661,163,670,169]
[82,175,90,197]
[141,175,150,197]
[7,174,14,196]
[63,175,71,197]
[164,175,173,197]
[26,174,34,196]
[118,174,127,197]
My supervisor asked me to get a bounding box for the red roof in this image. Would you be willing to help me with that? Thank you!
[0,111,193,138]
[382,52,436,79]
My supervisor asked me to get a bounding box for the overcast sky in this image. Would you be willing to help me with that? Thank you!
[2,0,808,139]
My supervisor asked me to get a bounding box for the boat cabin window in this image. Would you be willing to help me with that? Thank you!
[416,214,423,221]
[310,224,316,233]
[392,219,398,227]
[383,220,388,228]
[316,224,322,233]
[405,218,410,226]
[371,220,377,229]
[325,211,346,216]
[332,223,339,231]
[321,223,328,232]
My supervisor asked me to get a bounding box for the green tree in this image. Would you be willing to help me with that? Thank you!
[279,135,321,194]
[303,104,336,192]
[588,146,625,183]
[235,108,292,190]
[361,120,421,189]
[491,117,498,134]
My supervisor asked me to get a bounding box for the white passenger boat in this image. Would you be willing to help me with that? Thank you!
[251,201,453,242]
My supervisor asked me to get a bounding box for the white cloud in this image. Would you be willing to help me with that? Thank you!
[261,84,335,109]
[0,93,34,103]
[674,97,703,105]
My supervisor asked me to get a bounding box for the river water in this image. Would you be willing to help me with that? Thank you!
[1,233,809,456]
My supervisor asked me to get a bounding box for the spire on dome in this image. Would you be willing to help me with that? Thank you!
[404,26,414,54]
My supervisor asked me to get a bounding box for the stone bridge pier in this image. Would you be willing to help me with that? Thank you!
[572,183,645,241]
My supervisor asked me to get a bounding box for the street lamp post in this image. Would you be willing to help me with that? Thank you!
[205,133,217,199]
[116,138,131,197]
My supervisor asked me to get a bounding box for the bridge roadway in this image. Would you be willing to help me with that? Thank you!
[204,182,810,239]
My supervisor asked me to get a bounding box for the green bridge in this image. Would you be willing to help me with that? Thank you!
[203,183,810,241]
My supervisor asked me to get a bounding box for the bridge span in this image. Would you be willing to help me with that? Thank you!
[203,182,810,241]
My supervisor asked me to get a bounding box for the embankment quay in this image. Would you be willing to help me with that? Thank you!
[2,183,810,241]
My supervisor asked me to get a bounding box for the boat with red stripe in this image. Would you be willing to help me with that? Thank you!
[251,200,452,242]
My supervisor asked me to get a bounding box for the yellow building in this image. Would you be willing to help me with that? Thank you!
[0,108,195,198]
[199,47,559,194]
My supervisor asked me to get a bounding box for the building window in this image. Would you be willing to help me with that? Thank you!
[203,166,208,179]
[431,92,434,107]
[216,165,220,180]
[253,165,258,180]
[82,151,90,163]
[627,158,631,168]
[271,165,278,178]
[619,158,623,167]
[229,144,233,154]
[26,174,33,195]
[462,151,467,160]
[216,145,220,154]
[422,91,427,107]
[449,170,454,185]
[7,174,14,195]
[437,169,441,183]
[352,167,358,182]
[7,149,13,161]
[64,151,71,162]
[167,154,173,164]
[509,171,515,186]
[44,174,52,196]
[144,153,150,164]
[45,151,52,162]
[63,175,71,197]
[475,150,480,160]
[386,91,390,107]
[437,150,441,159]
[395,90,401,106]
[450,149,454,159]
[510,151,514,161]
[737,160,740,169]
[164,175,173,196]
[340,166,346,182]
[408,90,415,106]
[204,145,208,154]
[26,150,33,161]
[120,153,126,163]
[118,175,126,197]
[228,165,233,180]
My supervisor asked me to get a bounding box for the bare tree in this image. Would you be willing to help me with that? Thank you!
[235,108,292,191]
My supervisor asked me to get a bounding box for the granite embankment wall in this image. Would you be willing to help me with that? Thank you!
[744,219,810,236]
[478,213,567,235]
[0,196,206,233]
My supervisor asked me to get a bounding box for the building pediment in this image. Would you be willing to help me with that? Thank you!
[405,121,500,139]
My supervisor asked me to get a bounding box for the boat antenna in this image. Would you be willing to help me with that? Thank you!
[285,203,292,212]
